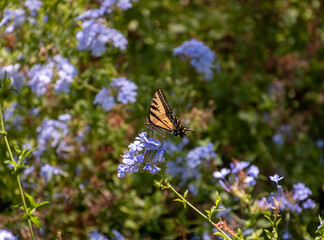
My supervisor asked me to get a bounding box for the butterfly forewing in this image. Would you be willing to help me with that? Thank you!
[147,88,194,137]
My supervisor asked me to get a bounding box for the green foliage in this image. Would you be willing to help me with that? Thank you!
[0,0,323,239]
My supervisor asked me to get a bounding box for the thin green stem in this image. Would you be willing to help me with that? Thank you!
[168,183,232,240]
[0,102,36,240]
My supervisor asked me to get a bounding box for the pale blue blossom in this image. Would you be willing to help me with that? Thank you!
[88,230,108,240]
[110,77,137,104]
[0,229,17,240]
[27,63,54,97]
[53,55,77,94]
[40,164,63,183]
[93,87,116,111]
[76,20,127,57]
[0,9,26,33]
[173,39,220,81]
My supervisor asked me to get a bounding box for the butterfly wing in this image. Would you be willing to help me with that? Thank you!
[148,89,174,133]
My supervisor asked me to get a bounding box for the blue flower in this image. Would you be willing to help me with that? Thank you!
[53,55,77,94]
[269,174,284,186]
[27,63,54,97]
[0,229,17,240]
[0,64,26,91]
[316,140,324,148]
[88,230,108,240]
[117,132,165,177]
[58,113,71,122]
[76,20,128,57]
[188,183,198,196]
[292,182,312,201]
[244,176,256,186]
[302,198,316,209]
[24,0,43,12]
[187,142,217,168]
[230,161,250,174]
[112,229,125,240]
[93,87,116,111]
[0,9,26,33]
[173,39,220,81]
[272,133,284,146]
[246,165,259,178]
[282,229,292,239]
[40,164,63,183]
[110,77,138,104]
[75,9,105,21]
[213,168,230,179]
[34,118,69,158]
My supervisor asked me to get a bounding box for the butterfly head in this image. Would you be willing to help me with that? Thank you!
[173,125,195,137]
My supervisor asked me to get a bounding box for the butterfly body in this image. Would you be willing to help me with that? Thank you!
[146,89,194,137]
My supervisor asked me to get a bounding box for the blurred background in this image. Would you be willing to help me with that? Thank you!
[0,0,323,239]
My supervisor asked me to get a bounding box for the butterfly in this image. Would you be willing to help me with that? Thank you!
[146,88,194,137]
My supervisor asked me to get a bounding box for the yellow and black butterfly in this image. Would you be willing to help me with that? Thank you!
[146,88,194,137]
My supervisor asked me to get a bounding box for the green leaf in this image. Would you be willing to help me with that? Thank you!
[25,193,36,207]
[154,180,162,188]
[264,215,273,225]
[3,75,11,90]
[214,208,226,212]
[205,210,211,216]
[173,198,183,203]
[35,201,49,209]
[30,215,42,228]
[264,229,272,239]
[275,217,281,228]
[183,189,188,199]
[12,141,21,154]
[25,146,38,158]
[215,191,222,208]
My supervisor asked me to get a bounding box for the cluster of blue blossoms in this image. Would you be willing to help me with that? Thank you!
[173,38,220,81]
[27,55,77,96]
[0,0,43,33]
[254,174,316,219]
[264,174,316,214]
[213,160,259,192]
[117,132,165,178]
[93,77,138,111]
[34,114,71,159]
[75,0,134,57]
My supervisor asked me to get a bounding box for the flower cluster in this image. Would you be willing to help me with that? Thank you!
[52,55,78,93]
[187,142,217,168]
[27,55,77,96]
[173,39,220,81]
[117,132,165,178]
[0,229,17,240]
[40,163,64,184]
[24,0,43,14]
[0,9,26,33]
[258,174,316,214]
[93,77,137,111]
[0,64,26,91]
[28,63,54,97]
[76,20,128,57]
[75,0,133,57]
[88,229,125,240]
[34,114,71,159]
[110,77,138,104]
[213,160,259,193]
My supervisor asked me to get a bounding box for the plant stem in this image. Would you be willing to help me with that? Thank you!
[167,183,232,240]
[0,102,36,240]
